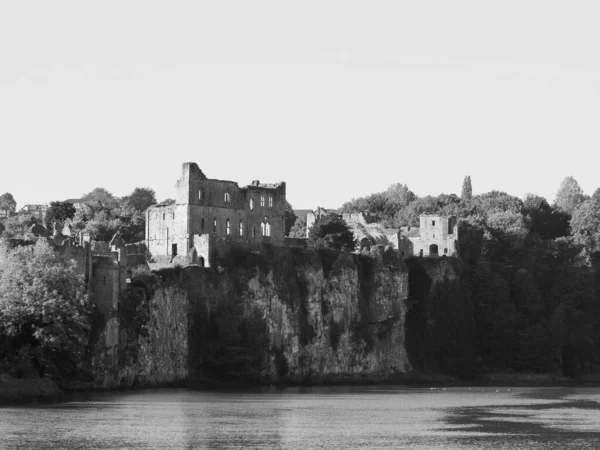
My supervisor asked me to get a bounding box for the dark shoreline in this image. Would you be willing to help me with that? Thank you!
[4,372,600,407]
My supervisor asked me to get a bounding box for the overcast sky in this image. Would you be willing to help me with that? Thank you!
[1,1,599,209]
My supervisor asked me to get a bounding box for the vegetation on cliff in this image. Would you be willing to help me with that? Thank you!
[0,240,92,385]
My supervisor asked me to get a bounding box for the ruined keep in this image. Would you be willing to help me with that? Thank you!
[398,215,458,258]
[146,162,287,266]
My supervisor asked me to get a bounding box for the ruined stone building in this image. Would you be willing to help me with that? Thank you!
[398,215,458,257]
[304,207,458,258]
[145,162,287,266]
[32,227,147,315]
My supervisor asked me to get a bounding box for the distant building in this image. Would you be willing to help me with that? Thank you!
[398,215,458,258]
[145,162,287,265]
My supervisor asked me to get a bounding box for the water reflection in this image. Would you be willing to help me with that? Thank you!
[1,386,600,449]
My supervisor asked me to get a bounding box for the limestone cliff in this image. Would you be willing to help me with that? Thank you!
[92,244,410,386]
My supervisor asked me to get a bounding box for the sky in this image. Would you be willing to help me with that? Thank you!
[1,1,599,210]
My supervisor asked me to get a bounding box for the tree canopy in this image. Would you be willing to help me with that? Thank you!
[0,240,91,380]
[0,192,16,216]
[308,214,356,252]
[461,176,472,202]
[45,201,76,230]
[122,187,156,213]
[554,176,586,215]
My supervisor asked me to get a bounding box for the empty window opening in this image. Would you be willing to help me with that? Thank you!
[260,195,265,207]
[172,213,175,219]
[250,198,254,210]
[172,243,178,257]
[103,276,106,285]
[433,234,435,239]
[198,189,203,200]
[199,257,205,267]
[226,219,230,235]
[201,218,205,233]
[239,220,244,236]
[432,220,435,226]
[265,221,271,237]
[213,218,217,233]
[444,248,448,254]
[224,192,231,203]
[261,222,266,236]
[419,249,423,257]
[269,196,273,207]
[252,226,256,238]
[401,251,405,257]
[429,244,439,256]
[163,213,165,220]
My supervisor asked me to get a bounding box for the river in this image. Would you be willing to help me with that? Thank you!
[1,386,600,449]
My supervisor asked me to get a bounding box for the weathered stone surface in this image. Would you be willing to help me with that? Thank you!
[92,244,411,387]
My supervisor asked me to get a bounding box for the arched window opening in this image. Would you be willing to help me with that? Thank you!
[199,257,205,267]
[213,218,217,234]
[224,192,231,203]
[239,220,244,236]
[419,249,423,257]
[226,219,230,235]
[250,198,254,210]
[252,226,256,238]
[261,222,266,236]
[198,189,204,200]
[265,221,271,237]
[201,218,205,234]
[260,195,265,207]
[444,248,448,254]
[429,244,439,256]
[268,196,273,207]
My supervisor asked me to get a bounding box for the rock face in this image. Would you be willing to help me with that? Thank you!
[92,244,411,386]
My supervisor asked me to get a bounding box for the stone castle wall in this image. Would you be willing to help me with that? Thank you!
[146,162,287,260]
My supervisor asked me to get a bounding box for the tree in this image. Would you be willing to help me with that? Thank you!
[288,215,307,238]
[80,187,119,209]
[122,187,156,212]
[157,198,175,206]
[554,176,585,215]
[307,213,356,251]
[570,196,600,254]
[45,201,76,230]
[0,192,16,217]
[523,194,570,239]
[283,200,297,237]
[0,240,91,380]
[461,176,473,203]
[385,183,416,209]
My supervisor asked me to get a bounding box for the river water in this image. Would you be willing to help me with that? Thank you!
[1,386,600,449]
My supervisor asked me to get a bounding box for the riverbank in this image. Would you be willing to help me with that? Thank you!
[0,373,62,405]
[4,370,600,406]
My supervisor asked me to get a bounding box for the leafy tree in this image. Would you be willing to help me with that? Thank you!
[0,214,40,240]
[385,183,416,209]
[122,187,156,212]
[308,213,356,251]
[45,201,76,230]
[288,215,307,238]
[472,191,523,216]
[554,176,585,215]
[80,187,119,209]
[523,194,570,239]
[0,240,91,380]
[283,201,297,237]
[461,176,473,202]
[570,196,600,253]
[157,198,175,206]
[0,192,17,216]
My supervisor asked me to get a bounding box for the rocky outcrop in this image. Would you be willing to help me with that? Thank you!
[92,244,411,386]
